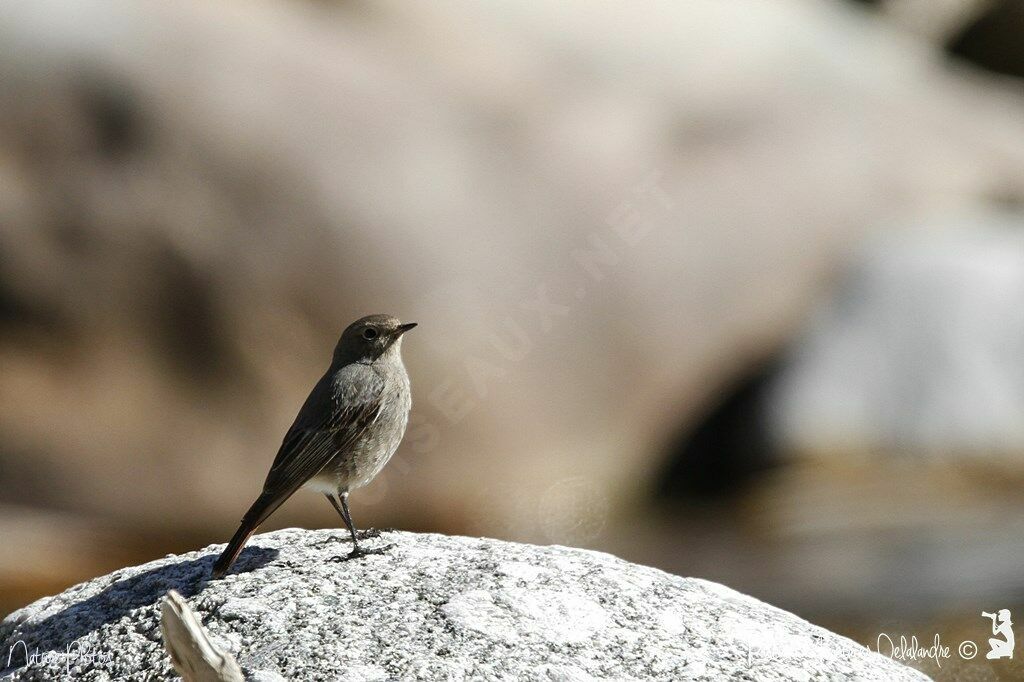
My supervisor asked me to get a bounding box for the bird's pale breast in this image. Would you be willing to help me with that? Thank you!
[309,362,411,493]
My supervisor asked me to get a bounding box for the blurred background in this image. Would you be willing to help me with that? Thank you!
[2,0,1024,678]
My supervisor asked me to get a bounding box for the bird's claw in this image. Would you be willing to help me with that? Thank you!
[356,528,385,540]
[320,528,388,547]
[327,544,394,563]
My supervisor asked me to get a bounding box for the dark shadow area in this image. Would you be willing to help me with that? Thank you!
[846,0,1024,79]
[77,71,147,160]
[947,0,1024,78]
[0,249,70,342]
[147,239,243,387]
[656,356,783,500]
[0,546,279,666]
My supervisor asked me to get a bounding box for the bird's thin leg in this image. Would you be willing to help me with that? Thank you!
[329,489,362,548]
[326,493,383,542]
[338,492,362,554]
[324,490,392,561]
[325,491,361,552]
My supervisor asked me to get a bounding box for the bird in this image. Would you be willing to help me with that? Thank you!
[211,314,416,578]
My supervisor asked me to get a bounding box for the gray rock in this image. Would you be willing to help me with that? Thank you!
[1,529,930,681]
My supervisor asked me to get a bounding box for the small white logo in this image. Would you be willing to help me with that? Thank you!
[982,609,1014,660]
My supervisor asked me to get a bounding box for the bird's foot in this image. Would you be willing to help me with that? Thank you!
[356,528,391,540]
[319,535,348,547]
[328,544,394,562]
[321,528,392,547]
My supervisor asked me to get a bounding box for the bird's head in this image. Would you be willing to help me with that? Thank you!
[333,314,417,364]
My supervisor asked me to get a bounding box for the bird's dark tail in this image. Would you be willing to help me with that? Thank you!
[211,493,284,578]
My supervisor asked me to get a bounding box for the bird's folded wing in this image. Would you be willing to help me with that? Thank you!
[261,396,384,497]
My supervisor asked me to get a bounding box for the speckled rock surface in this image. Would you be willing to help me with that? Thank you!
[1,529,930,681]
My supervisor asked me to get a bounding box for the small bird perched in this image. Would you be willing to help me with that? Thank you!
[212,314,416,578]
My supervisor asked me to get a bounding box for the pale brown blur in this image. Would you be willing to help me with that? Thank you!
[2,2,1024,679]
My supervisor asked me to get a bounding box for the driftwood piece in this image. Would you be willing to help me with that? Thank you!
[160,590,244,682]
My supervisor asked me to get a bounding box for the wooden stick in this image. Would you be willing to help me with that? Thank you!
[160,590,244,682]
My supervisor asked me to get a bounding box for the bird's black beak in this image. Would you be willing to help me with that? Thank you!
[396,322,418,335]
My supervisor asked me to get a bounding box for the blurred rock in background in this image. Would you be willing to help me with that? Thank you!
[2,2,1024,673]
[773,213,1024,463]
[640,211,1024,678]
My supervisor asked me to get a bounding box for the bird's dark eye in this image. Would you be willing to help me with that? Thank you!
[362,328,378,340]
